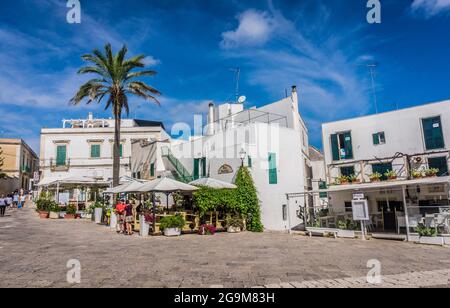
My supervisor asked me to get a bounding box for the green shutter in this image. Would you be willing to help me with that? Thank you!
[269,153,278,184]
[150,163,155,177]
[319,181,328,198]
[248,156,252,168]
[372,163,392,180]
[56,145,66,166]
[201,158,207,177]
[343,132,353,159]
[193,159,200,180]
[119,144,123,157]
[331,134,340,161]
[373,133,380,145]
[91,145,100,158]
[423,117,444,150]
[380,132,386,143]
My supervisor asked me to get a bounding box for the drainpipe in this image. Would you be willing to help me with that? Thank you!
[207,102,215,136]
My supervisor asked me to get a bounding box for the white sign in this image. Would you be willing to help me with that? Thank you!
[352,200,370,221]
[353,193,365,200]
[34,172,40,182]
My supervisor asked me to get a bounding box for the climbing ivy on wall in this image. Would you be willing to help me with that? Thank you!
[192,167,263,232]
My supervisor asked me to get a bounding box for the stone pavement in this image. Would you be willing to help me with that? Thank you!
[0,205,449,288]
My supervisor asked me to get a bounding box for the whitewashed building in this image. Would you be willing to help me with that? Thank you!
[132,87,311,231]
[305,100,450,240]
[39,113,169,185]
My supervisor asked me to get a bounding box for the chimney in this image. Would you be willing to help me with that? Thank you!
[291,85,301,131]
[88,112,93,121]
[207,102,215,135]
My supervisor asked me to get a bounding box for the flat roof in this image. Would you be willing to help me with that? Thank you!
[322,99,450,127]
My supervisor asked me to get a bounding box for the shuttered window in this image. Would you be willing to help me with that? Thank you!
[91,144,101,158]
[340,166,355,177]
[150,163,155,177]
[248,156,252,168]
[331,132,353,161]
[193,159,200,180]
[372,163,393,180]
[373,132,386,145]
[268,153,278,184]
[56,145,67,166]
[201,158,207,177]
[422,116,445,150]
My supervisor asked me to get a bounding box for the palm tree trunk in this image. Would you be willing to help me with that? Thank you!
[113,113,121,187]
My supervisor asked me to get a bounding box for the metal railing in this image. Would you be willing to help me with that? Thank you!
[161,147,193,183]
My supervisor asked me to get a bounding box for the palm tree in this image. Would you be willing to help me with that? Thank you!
[71,43,161,187]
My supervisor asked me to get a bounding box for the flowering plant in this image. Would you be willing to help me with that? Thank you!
[198,224,216,235]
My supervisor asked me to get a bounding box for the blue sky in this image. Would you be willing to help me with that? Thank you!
[0,0,449,152]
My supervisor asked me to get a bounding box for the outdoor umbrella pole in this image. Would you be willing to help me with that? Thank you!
[166,193,170,211]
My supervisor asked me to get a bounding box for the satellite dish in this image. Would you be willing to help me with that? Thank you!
[238,96,246,104]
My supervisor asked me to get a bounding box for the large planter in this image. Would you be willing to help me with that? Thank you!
[110,213,118,229]
[227,226,242,233]
[164,228,181,237]
[94,208,103,224]
[419,236,444,246]
[49,212,60,219]
[38,211,49,219]
[337,230,356,239]
[139,215,150,237]
[65,214,76,220]
[444,236,450,246]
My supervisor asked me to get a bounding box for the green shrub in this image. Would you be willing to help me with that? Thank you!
[66,204,77,215]
[226,216,245,229]
[159,215,185,231]
[416,224,438,237]
[49,202,61,213]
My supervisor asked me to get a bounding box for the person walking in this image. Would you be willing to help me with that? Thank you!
[115,200,126,234]
[5,194,12,209]
[0,195,6,217]
[12,192,19,208]
[18,193,25,209]
[124,200,134,236]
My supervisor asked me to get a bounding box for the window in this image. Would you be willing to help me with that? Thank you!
[193,159,200,180]
[428,157,448,177]
[248,156,252,168]
[372,132,386,145]
[319,181,328,199]
[331,132,353,161]
[136,172,141,179]
[422,116,445,150]
[56,145,67,166]
[150,163,155,177]
[119,144,123,158]
[340,166,355,177]
[201,158,207,177]
[90,144,101,158]
[268,153,278,184]
[344,202,353,213]
[372,163,393,180]
[282,204,288,221]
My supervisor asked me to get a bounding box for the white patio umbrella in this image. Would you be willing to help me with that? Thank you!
[138,177,199,193]
[104,181,137,194]
[189,178,237,189]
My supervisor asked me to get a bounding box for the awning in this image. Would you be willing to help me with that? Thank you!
[291,176,450,195]
[189,178,237,189]
[38,176,109,187]
[138,177,199,193]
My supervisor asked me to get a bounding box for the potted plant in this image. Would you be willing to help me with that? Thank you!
[139,211,154,237]
[416,224,443,246]
[198,224,217,235]
[94,203,104,224]
[35,196,51,219]
[348,174,361,184]
[49,203,61,219]
[369,172,382,182]
[337,219,357,238]
[226,216,245,233]
[337,175,350,185]
[412,169,423,179]
[159,215,185,237]
[65,204,77,219]
[425,168,439,177]
[384,170,397,181]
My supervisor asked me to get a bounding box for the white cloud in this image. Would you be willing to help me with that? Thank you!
[221,10,276,49]
[144,56,161,67]
[411,0,450,18]
[220,5,373,146]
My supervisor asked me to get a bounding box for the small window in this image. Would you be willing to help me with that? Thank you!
[91,144,101,158]
[56,145,67,166]
[372,163,393,180]
[282,204,288,221]
[422,116,445,150]
[268,153,278,184]
[344,202,353,213]
[372,132,386,145]
[428,157,448,177]
[150,163,155,177]
[247,156,252,168]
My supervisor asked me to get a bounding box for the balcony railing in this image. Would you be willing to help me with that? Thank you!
[21,165,32,174]
[50,159,71,171]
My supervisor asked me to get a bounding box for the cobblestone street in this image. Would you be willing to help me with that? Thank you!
[0,206,449,288]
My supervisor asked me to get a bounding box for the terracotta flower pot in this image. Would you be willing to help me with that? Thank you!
[65,214,76,220]
[38,211,49,219]
[388,176,397,181]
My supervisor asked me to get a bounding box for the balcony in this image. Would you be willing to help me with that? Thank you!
[50,159,71,172]
[21,165,32,174]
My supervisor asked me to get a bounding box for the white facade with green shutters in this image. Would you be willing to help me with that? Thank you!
[322,99,450,183]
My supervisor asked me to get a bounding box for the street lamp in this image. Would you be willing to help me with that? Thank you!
[239,149,246,167]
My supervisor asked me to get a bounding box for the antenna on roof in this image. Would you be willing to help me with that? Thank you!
[229,67,240,103]
[366,62,379,114]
